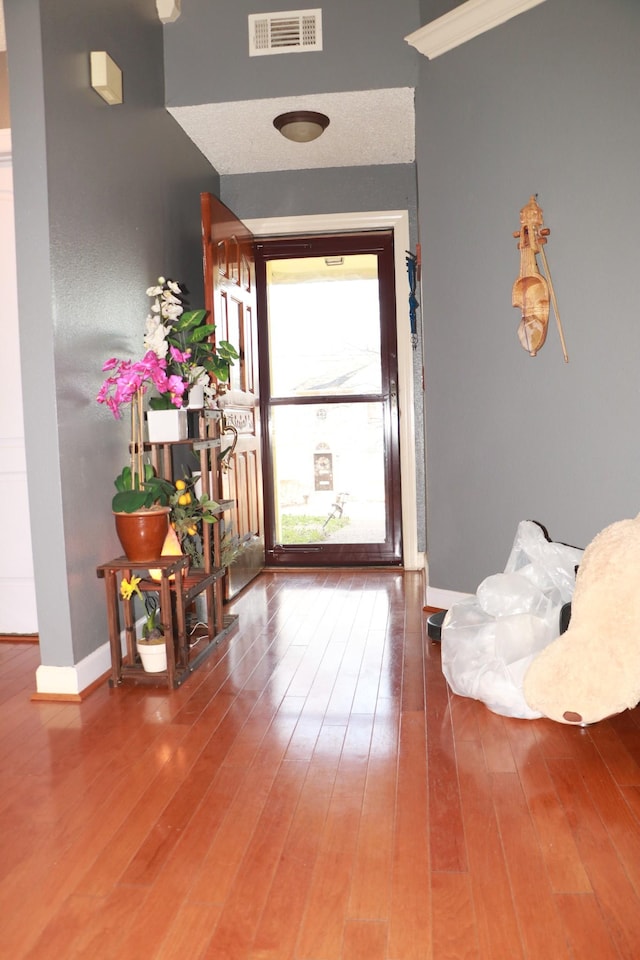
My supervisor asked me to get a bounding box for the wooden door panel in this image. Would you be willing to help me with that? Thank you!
[201,194,264,598]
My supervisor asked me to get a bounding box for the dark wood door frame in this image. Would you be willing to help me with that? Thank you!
[244,209,422,575]
[255,230,403,567]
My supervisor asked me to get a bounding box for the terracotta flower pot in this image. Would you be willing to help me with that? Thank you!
[113,507,170,562]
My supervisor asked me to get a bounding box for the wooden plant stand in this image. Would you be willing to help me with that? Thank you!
[97,410,238,688]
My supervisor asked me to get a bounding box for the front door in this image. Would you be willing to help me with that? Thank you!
[255,230,403,567]
[201,194,264,597]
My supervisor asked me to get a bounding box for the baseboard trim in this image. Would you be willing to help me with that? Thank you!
[34,629,129,698]
[0,633,38,643]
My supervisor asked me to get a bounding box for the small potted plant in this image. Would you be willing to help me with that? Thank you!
[120,575,167,673]
[169,475,221,567]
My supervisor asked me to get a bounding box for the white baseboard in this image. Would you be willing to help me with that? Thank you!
[426,586,473,609]
[35,626,130,696]
[36,643,112,695]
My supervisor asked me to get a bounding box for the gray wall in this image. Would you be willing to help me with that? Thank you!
[5,0,219,668]
[164,0,420,106]
[418,0,640,592]
[221,164,418,228]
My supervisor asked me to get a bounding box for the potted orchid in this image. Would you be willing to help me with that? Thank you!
[97,351,176,561]
[96,274,239,559]
[144,277,239,412]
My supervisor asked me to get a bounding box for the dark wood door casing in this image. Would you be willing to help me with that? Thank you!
[254,230,403,567]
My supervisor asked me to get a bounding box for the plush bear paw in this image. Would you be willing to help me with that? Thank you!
[523,516,640,725]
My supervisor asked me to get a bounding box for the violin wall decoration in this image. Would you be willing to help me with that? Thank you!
[512,195,568,362]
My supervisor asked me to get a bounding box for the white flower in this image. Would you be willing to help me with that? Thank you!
[145,314,161,334]
[161,300,183,321]
[162,288,182,305]
[167,280,182,295]
[146,284,164,297]
[144,323,170,358]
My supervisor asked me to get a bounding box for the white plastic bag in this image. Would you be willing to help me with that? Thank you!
[440,521,583,719]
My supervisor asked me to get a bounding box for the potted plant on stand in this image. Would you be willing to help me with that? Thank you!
[120,574,167,673]
[144,277,239,438]
[168,475,221,568]
[96,273,240,558]
[97,352,177,562]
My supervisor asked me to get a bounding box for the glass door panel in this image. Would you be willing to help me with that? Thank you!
[267,255,382,398]
[271,402,387,547]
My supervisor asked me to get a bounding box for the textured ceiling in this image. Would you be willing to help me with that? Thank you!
[168,87,415,176]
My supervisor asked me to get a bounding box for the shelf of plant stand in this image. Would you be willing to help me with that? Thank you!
[191,438,222,452]
[185,612,239,674]
[181,565,226,605]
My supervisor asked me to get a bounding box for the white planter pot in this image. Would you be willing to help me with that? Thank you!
[187,384,205,409]
[147,408,188,443]
[136,639,167,673]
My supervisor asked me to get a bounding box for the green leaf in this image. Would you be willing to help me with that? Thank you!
[148,394,175,410]
[189,325,216,343]
[217,340,240,359]
[114,465,132,492]
[174,309,208,332]
[112,489,150,513]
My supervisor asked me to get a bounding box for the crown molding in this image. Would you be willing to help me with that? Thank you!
[156,0,182,24]
[405,0,546,60]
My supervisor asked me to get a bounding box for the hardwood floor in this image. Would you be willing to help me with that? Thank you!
[2,569,640,958]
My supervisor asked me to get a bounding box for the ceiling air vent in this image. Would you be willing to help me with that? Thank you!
[248,9,322,57]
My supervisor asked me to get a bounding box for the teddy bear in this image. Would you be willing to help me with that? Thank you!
[523,514,640,725]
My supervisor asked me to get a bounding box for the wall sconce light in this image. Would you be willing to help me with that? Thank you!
[273,110,330,143]
[90,51,123,105]
[156,0,182,24]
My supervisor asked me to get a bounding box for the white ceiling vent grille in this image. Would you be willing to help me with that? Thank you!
[249,9,322,57]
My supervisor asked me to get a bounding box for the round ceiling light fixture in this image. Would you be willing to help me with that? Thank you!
[273,110,330,143]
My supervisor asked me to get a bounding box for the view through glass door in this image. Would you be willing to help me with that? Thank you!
[255,231,402,566]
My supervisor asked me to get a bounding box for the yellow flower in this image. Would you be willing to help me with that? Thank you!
[120,575,142,601]
[175,479,186,491]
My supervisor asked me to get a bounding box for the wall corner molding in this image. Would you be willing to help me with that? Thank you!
[404,0,546,60]
[156,0,182,25]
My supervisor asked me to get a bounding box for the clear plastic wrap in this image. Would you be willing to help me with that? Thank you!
[440,521,583,719]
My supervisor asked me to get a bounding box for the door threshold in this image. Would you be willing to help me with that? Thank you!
[262,565,406,573]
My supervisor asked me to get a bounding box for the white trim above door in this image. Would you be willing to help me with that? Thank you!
[244,210,422,572]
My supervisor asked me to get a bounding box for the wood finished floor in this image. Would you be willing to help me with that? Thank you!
[2,569,640,959]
